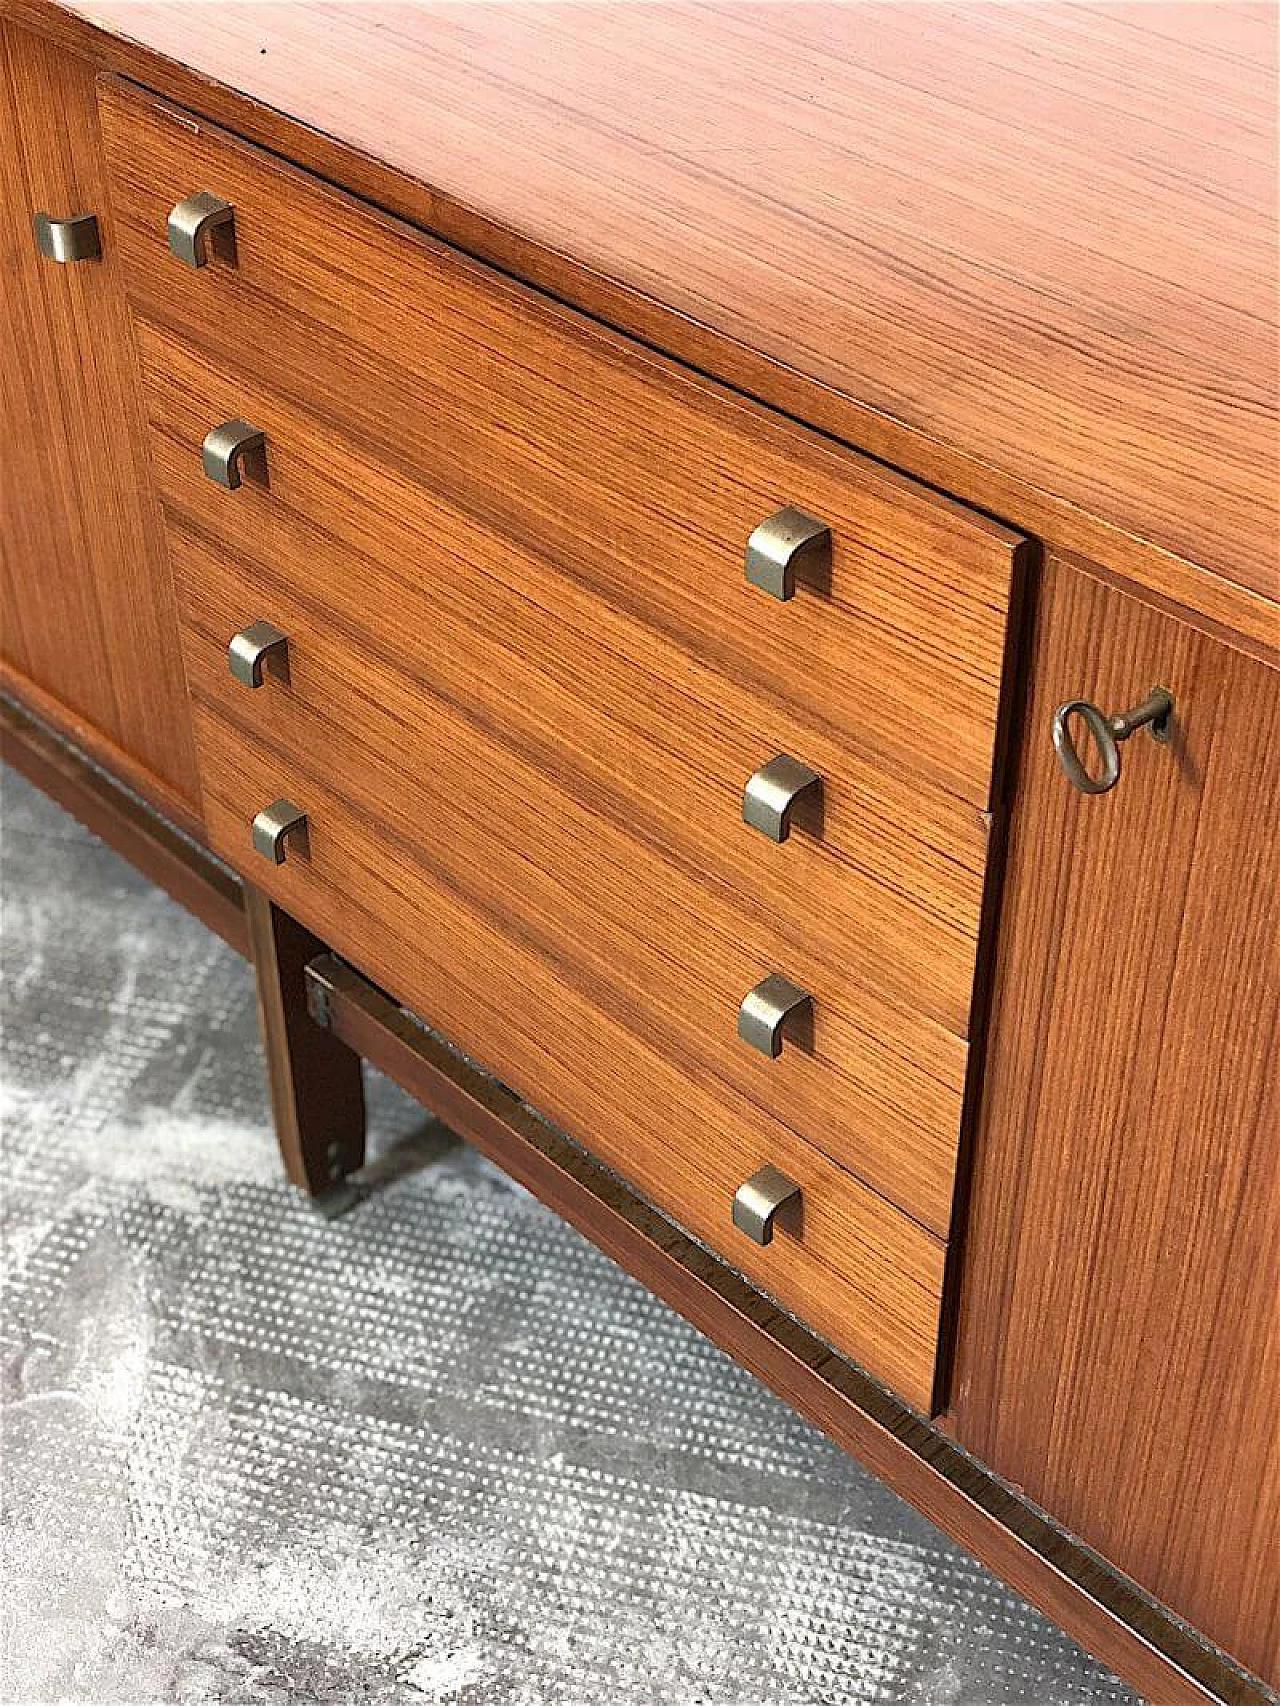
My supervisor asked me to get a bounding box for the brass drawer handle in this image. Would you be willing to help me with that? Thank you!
[733,1164,802,1245]
[252,799,308,864]
[167,192,235,268]
[203,420,268,490]
[745,506,831,601]
[743,755,822,842]
[738,974,813,1057]
[33,211,101,263]
[1052,686,1173,795]
[229,621,289,688]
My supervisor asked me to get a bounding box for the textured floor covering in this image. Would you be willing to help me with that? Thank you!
[0,769,1138,1705]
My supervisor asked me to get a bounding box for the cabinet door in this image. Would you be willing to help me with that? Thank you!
[951,553,1279,1685]
[0,24,199,826]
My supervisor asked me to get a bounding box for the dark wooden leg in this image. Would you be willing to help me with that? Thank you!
[245,886,366,1205]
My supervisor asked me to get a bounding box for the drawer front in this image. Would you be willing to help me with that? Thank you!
[99,79,1027,817]
[197,701,948,1413]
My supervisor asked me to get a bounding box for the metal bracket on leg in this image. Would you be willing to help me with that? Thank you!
[305,968,333,1030]
[309,1177,362,1219]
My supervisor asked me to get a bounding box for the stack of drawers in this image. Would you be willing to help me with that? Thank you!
[100,78,1027,1413]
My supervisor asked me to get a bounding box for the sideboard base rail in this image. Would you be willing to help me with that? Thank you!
[0,692,1268,1706]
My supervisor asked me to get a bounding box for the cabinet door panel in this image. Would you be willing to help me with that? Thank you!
[951,553,1280,1685]
[0,25,199,825]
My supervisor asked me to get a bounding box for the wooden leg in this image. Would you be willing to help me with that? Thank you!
[245,886,366,1203]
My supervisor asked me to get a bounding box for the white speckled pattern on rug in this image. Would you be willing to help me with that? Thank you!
[0,768,1137,1706]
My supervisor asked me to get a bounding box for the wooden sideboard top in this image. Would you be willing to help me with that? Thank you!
[12,0,1278,651]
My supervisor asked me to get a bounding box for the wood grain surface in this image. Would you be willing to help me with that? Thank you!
[0,23,200,821]
[196,702,949,1413]
[9,0,1276,651]
[99,80,1029,1241]
[97,77,1026,812]
[949,556,1280,1685]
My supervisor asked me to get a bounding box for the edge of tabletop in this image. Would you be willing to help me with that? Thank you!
[7,0,1277,665]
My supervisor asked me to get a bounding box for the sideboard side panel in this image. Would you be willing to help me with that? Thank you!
[950,552,1280,1685]
[0,22,200,819]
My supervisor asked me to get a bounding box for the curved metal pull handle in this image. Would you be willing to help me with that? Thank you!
[745,506,831,601]
[733,1165,802,1246]
[167,192,236,268]
[33,211,101,263]
[252,799,308,864]
[1052,686,1174,795]
[738,974,813,1058]
[203,420,268,490]
[743,755,822,842]
[229,621,289,688]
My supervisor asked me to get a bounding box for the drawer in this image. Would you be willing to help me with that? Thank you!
[196,700,948,1412]
[99,79,1028,817]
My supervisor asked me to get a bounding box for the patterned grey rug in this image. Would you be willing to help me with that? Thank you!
[0,767,1136,1705]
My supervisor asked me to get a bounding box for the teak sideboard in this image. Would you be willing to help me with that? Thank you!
[2,4,1276,1698]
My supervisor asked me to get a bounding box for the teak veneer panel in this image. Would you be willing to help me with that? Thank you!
[0,22,200,823]
[950,557,1280,1685]
[97,77,1027,816]
[12,0,1276,648]
[195,704,948,1413]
